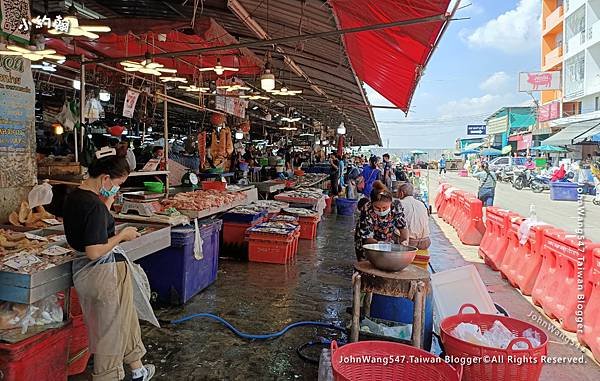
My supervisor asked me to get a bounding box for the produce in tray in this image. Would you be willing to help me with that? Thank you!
[227,206,267,215]
[278,190,323,200]
[270,215,298,223]
[283,208,319,217]
[0,230,47,257]
[251,200,290,211]
[162,190,247,211]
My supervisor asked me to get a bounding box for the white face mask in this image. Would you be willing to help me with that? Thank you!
[375,208,391,217]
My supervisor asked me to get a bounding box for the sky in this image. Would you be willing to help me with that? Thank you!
[365,0,542,149]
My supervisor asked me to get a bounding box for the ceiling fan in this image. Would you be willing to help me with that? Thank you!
[269,86,302,96]
[199,58,239,75]
[120,53,177,76]
[47,15,111,39]
[0,45,66,62]
[160,76,188,83]
[178,84,210,93]
[239,92,269,100]
[217,83,251,92]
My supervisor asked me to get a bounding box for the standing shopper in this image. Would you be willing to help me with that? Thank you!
[474,162,497,207]
[382,153,393,189]
[397,182,431,269]
[359,156,382,197]
[438,154,447,175]
[63,151,157,381]
[355,181,409,261]
[329,153,340,196]
[338,154,346,188]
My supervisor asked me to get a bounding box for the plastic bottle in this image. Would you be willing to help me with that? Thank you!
[529,204,538,222]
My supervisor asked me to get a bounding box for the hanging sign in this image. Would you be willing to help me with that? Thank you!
[0,0,31,44]
[215,78,248,118]
[467,125,486,135]
[122,89,140,118]
[519,71,561,92]
[0,55,34,149]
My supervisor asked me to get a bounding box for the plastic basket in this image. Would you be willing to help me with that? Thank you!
[248,232,296,264]
[549,181,579,201]
[336,198,358,216]
[440,304,548,381]
[330,340,462,381]
[298,215,320,240]
[222,210,266,223]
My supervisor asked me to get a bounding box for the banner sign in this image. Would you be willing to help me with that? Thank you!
[538,101,560,122]
[0,0,31,44]
[0,56,34,149]
[216,78,248,118]
[122,89,140,118]
[467,124,486,135]
[519,71,561,92]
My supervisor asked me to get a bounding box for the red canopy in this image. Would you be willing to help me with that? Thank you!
[330,0,451,112]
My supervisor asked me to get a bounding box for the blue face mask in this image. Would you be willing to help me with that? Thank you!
[99,178,119,197]
[375,208,391,217]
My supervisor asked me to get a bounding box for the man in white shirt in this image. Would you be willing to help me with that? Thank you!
[397,182,431,269]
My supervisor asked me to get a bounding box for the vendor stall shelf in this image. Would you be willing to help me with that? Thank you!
[116,223,172,261]
[179,187,258,219]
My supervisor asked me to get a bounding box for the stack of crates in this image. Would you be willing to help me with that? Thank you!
[282,208,321,240]
[221,206,267,258]
[247,221,300,264]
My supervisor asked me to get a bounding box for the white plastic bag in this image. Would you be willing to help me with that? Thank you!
[193,219,204,260]
[28,181,53,209]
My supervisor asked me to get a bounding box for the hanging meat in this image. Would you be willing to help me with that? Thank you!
[198,131,206,170]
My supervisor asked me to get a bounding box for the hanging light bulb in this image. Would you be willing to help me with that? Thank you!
[235,131,244,140]
[72,79,81,90]
[99,90,111,102]
[315,139,321,145]
[260,59,275,91]
[337,122,346,135]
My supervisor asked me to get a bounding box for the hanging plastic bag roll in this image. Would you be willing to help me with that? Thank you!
[28,181,53,209]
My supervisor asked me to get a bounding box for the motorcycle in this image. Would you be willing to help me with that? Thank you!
[512,169,533,190]
[530,175,551,193]
[495,167,513,183]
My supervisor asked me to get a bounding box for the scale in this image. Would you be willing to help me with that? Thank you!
[181,170,199,189]
[121,192,163,217]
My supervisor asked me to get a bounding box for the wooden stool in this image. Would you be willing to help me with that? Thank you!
[351,261,431,348]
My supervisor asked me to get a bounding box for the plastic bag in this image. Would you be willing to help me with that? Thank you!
[0,295,63,334]
[55,103,76,131]
[28,181,53,209]
[193,219,204,260]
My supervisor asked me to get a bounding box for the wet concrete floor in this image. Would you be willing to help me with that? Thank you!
[71,209,600,380]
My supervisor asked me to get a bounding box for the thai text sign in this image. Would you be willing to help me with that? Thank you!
[0,55,34,149]
[467,125,486,135]
[539,101,560,122]
[519,71,561,92]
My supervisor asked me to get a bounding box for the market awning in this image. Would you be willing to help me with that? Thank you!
[465,142,484,150]
[573,123,600,144]
[329,0,453,112]
[542,120,600,146]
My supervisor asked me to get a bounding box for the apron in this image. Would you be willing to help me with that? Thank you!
[72,247,159,355]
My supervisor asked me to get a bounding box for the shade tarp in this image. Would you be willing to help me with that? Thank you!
[542,120,600,146]
[330,0,451,112]
[465,142,484,150]
[573,123,600,144]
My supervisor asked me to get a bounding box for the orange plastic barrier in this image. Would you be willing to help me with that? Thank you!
[435,183,450,213]
[444,190,464,225]
[532,230,600,332]
[578,248,600,361]
[452,192,469,232]
[499,217,524,282]
[510,224,553,296]
[457,195,486,246]
[437,188,452,220]
[478,207,519,270]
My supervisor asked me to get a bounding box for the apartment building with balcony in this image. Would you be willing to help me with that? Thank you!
[541,0,564,107]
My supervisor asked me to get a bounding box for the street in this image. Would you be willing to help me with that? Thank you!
[430,171,600,242]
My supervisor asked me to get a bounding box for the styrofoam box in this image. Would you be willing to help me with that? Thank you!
[431,265,498,333]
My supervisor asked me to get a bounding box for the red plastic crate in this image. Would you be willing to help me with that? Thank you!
[223,219,263,246]
[298,215,320,240]
[248,233,296,264]
[68,314,90,376]
[201,181,227,191]
[0,321,72,381]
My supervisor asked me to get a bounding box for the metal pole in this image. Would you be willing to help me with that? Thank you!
[163,85,169,195]
[75,55,85,162]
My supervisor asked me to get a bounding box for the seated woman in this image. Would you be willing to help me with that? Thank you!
[355,181,409,261]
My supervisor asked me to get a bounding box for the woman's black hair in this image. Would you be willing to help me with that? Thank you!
[88,155,131,179]
[357,197,370,211]
[370,180,393,203]
[153,146,164,154]
[369,156,379,169]
[482,162,490,173]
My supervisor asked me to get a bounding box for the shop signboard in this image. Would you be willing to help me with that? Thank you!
[517,133,533,151]
[215,78,248,118]
[538,101,560,122]
[519,71,561,92]
[0,0,31,44]
[467,124,486,135]
[0,55,34,150]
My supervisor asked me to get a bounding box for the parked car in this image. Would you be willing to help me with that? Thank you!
[488,156,527,172]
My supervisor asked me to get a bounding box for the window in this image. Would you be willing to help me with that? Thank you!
[596,97,599,111]
[564,51,585,98]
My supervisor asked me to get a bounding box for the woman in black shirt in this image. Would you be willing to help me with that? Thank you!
[63,155,155,381]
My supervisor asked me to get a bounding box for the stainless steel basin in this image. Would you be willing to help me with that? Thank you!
[362,243,418,272]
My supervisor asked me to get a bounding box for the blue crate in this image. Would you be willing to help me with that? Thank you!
[137,219,222,305]
[221,210,267,223]
[549,181,580,201]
